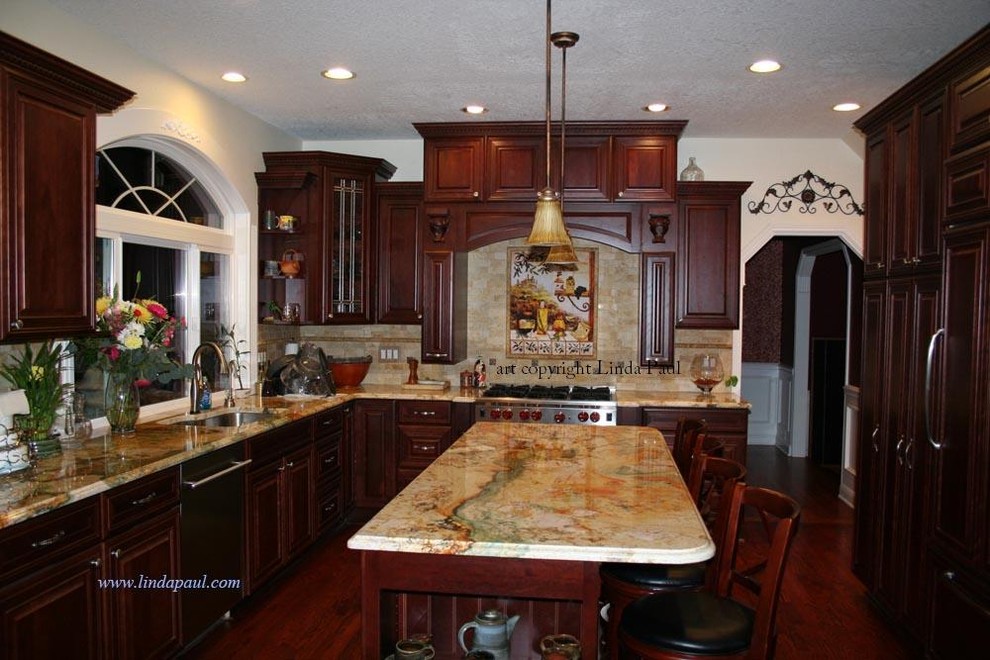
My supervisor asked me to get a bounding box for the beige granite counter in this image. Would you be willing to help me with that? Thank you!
[1,385,744,533]
[348,421,714,564]
[0,395,349,530]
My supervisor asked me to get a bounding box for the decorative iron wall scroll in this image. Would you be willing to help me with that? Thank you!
[748,170,864,216]
[507,247,596,358]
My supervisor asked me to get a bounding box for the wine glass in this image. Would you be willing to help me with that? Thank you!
[690,353,724,397]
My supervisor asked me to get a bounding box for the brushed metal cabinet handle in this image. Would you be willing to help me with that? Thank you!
[926,328,945,450]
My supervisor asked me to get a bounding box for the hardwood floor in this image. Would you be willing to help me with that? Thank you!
[184,446,920,660]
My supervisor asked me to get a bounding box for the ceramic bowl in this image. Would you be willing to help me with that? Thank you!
[328,356,372,387]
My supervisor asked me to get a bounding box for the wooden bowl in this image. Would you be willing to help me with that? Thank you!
[328,356,372,387]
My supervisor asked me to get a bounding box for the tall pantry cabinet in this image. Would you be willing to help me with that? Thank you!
[854,25,990,657]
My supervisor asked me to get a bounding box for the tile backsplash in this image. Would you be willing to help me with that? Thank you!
[270,238,734,393]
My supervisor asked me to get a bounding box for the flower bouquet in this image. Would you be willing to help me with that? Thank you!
[76,282,193,433]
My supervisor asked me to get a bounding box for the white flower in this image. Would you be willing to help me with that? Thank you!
[117,321,146,350]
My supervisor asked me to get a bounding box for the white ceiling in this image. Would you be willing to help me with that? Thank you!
[48,0,990,141]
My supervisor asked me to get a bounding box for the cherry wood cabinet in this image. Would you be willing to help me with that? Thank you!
[675,182,749,329]
[421,249,468,364]
[639,406,749,466]
[314,406,347,534]
[244,418,316,593]
[0,32,133,343]
[256,151,395,325]
[415,121,686,204]
[396,400,453,490]
[351,399,396,520]
[854,25,990,657]
[376,182,424,323]
[639,252,675,367]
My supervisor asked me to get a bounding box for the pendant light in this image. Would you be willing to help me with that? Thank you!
[544,28,579,264]
[527,0,573,247]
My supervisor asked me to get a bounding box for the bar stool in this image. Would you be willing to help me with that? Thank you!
[672,417,707,477]
[600,455,746,658]
[618,483,801,660]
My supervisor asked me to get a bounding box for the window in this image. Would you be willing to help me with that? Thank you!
[75,141,237,422]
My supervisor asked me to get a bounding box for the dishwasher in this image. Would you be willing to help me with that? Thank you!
[179,444,251,645]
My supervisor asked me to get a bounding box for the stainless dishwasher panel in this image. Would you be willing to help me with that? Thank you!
[179,444,250,645]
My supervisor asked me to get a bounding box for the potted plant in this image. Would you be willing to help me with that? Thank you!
[0,340,71,457]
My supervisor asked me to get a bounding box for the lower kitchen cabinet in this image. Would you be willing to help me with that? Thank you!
[245,418,316,594]
[640,406,749,465]
[105,510,182,660]
[0,545,104,659]
[315,406,348,534]
[351,399,396,519]
[396,400,453,490]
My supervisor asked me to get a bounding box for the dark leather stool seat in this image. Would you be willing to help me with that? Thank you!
[621,591,755,656]
[600,561,705,590]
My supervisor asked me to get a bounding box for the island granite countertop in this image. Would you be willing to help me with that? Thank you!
[348,421,714,565]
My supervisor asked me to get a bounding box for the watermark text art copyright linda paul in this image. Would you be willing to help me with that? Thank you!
[494,360,681,380]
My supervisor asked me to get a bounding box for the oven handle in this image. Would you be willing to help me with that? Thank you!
[183,459,252,489]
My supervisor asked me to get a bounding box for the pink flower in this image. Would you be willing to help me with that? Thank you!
[135,378,152,388]
[145,301,168,319]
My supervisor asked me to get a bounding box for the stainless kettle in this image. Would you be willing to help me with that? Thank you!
[457,609,520,660]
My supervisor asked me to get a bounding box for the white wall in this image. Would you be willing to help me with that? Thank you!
[2,0,302,370]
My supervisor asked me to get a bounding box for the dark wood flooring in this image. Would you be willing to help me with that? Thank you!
[184,447,920,660]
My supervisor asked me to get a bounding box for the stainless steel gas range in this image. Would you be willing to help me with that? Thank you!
[473,384,617,426]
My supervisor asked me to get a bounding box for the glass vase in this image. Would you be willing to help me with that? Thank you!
[105,373,140,435]
[13,413,60,459]
[679,156,705,181]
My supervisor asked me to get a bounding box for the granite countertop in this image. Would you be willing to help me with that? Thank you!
[0,385,745,533]
[347,422,714,564]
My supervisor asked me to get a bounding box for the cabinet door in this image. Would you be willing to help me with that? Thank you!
[352,400,396,513]
[245,461,284,593]
[556,135,610,201]
[376,183,423,323]
[396,424,451,490]
[423,137,484,201]
[675,194,741,328]
[853,282,886,586]
[915,93,945,267]
[863,128,890,277]
[612,136,677,201]
[106,511,181,660]
[326,172,373,323]
[887,112,916,275]
[929,226,989,567]
[0,75,97,341]
[421,250,467,364]
[639,253,675,367]
[283,445,315,560]
[0,547,104,659]
[486,137,543,201]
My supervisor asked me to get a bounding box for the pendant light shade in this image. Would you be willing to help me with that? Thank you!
[544,238,578,264]
[529,188,568,246]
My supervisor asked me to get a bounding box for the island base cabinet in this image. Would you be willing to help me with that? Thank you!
[0,547,105,660]
[640,406,749,465]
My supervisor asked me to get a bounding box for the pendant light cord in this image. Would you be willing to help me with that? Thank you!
[544,0,553,193]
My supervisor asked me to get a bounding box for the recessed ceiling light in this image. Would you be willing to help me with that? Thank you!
[462,105,488,115]
[832,102,862,112]
[644,103,669,113]
[221,71,247,83]
[321,67,355,80]
[749,59,782,74]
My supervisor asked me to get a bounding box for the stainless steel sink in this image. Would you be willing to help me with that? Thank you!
[171,411,276,427]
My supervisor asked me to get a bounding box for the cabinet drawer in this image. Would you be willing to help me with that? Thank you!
[317,480,343,533]
[949,63,990,152]
[314,406,345,440]
[0,497,102,580]
[397,400,452,425]
[247,418,314,467]
[316,434,343,481]
[104,468,179,535]
[397,425,450,470]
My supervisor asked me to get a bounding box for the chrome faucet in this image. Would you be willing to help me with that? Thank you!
[189,342,232,414]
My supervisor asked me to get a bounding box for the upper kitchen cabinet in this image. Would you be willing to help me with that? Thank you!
[375,182,424,324]
[675,181,750,329]
[0,32,134,343]
[415,121,686,204]
[860,93,946,278]
[256,151,395,325]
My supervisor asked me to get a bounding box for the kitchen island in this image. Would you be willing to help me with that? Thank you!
[348,422,713,659]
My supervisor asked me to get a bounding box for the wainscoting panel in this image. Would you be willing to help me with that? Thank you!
[741,362,793,448]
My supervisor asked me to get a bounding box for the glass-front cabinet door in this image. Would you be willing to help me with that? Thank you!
[328,175,369,322]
